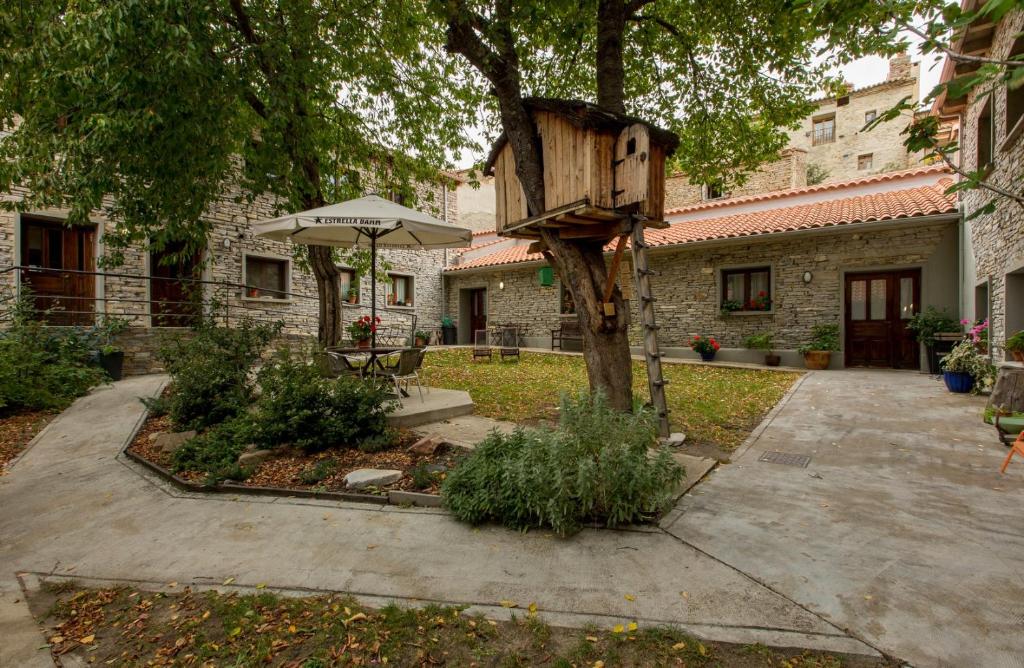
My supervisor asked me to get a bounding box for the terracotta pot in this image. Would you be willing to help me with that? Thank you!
[803,351,831,370]
[348,295,358,304]
[356,338,370,349]
[764,353,781,367]
[415,337,427,347]
[1012,350,1024,362]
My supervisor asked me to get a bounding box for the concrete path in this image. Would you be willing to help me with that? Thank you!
[666,370,1024,668]
[0,375,875,664]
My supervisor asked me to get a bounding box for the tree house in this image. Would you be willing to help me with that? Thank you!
[484,98,679,242]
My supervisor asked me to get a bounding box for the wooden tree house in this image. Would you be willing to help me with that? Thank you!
[483,99,681,437]
[484,98,679,242]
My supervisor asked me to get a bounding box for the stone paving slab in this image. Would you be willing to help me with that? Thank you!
[413,414,517,449]
[0,375,875,661]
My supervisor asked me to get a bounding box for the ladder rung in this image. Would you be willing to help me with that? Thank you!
[645,324,661,330]
[648,352,663,358]
[653,379,670,387]
[639,268,658,276]
[642,296,656,303]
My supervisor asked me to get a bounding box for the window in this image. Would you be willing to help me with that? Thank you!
[703,181,728,200]
[864,109,877,125]
[812,114,835,145]
[857,153,874,170]
[721,267,771,312]
[338,268,359,304]
[386,274,414,307]
[977,98,994,171]
[388,189,407,206]
[1005,37,1024,144]
[560,282,576,314]
[244,255,288,299]
[975,280,990,323]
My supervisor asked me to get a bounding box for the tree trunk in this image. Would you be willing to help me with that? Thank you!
[540,229,634,411]
[308,244,342,347]
[596,0,628,113]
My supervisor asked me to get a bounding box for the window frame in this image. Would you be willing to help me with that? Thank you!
[702,182,728,201]
[976,97,994,171]
[812,114,836,146]
[857,153,874,171]
[385,272,415,308]
[337,266,360,304]
[1002,36,1024,151]
[864,109,877,125]
[242,253,290,301]
[720,266,773,314]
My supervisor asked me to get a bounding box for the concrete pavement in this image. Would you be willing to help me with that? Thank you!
[666,370,1024,668]
[0,375,873,666]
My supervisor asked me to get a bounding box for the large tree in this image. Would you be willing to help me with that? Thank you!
[434,0,923,410]
[0,0,480,345]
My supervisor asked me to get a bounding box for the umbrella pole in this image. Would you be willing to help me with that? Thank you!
[371,234,377,349]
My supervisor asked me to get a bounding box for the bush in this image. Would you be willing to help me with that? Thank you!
[155,319,280,430]
[906,307,959,345]
[441,392,684,536]
[247,347,397,453]
[171,419,255,483]
[0,296,106,411]
[798,324,840,355]
[941,339,997,391]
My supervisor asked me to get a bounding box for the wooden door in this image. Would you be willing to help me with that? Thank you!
[20,217,96,325]
[469,288,487,335]
[150,242,202,327]
[845,270,920,369]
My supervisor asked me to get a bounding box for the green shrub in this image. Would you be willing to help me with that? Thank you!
[0,295,106,411]
[441,392,684,536]
[248,347,397,453]
[299,458,337,485]
[907,307,959,345]
[155,319,280,430]
[409,463,439,490]
[171,419,255,482]
[798,324,840,354]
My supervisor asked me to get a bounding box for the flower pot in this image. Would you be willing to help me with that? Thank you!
[99,350,125,381]
[803,351,831,370]
[699,351,716,362]
[348,295,358,304]
[415,337,427,347]
[1012,350,1024,362]
[441,325,457,345]
[764,353,781,367]
[356,339,370,349]
[943,371,975,394]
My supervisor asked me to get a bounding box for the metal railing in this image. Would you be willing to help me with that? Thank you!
[0,265,419,344]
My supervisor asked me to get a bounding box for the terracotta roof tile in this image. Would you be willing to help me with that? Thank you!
[446,179,957,272]
[665,165,950,216]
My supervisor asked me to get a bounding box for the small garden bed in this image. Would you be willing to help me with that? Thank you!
[0,408,57,474]
[127,412,464,499]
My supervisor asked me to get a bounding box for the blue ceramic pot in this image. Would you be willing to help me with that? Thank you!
[943,371,975,394]
[699,351,716,362]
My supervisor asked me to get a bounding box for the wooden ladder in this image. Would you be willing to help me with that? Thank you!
[629,221,670,437]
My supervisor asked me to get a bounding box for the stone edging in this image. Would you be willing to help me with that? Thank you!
[119,413,444,509]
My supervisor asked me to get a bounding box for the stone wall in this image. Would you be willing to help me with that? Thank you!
[444,219,960,366]
[787,73,920,184]
[961,9,1024,360]
[664,149,807,210]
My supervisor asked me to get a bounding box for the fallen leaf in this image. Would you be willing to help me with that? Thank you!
[344,612,367,625]
[611,624,624,634]
[499,600,517,608]
[680,591,689,599]
[527,603,537,616]
[223,577,235,585]
[79,635,95,644]
[289,624,297,633]
[624,594,635,601]
[228,627,241,637]
[367,545,378,550]
[586,636,599,643]
[201,611,210,620]
[167,582,178,588]
[627,622,638,632]
[593,661,605,668]
[698,642,708,656]
[49,635,64,644]
[672,641,686,650]
[256,583,267,589]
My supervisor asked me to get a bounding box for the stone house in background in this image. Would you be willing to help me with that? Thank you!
[936,6,1024,363]
[1,168,461,373]
[445,166,960,368]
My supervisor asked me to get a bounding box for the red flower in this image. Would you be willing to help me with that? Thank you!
[758,290,767,297]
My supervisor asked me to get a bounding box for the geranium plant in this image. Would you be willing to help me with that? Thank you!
[746,290,771,311]
[347,315,380,342]
[961,318,989,351]
[690,335,720,355]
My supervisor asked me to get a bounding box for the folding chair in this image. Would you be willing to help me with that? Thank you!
[318,351,365,378]
[1001,430,1024,473]
[473,329,492,361]
[377,348,424,402]
[499,325,520,362]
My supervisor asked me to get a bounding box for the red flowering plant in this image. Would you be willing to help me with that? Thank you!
[347,315,380,342]
[747,290,771,311]
[690,335,720,355]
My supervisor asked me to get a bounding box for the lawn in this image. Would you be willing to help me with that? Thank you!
[34,584,893,667]
[424,349,800,451]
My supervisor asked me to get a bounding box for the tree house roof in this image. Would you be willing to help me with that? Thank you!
[483,98,679,175]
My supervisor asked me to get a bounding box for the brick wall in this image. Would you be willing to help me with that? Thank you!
[445,219,960,365]
[960,9,1024,360]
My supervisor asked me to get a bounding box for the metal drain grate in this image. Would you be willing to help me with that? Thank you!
[758,450,811,468]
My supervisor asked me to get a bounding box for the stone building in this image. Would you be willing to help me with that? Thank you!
[936,7,1024,361]
[2,173,459,374]
[445,166,961,369]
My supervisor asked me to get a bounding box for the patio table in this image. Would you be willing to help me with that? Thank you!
[326,346,414,396]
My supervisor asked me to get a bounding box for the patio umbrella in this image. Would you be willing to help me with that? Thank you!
[253,195,472,347]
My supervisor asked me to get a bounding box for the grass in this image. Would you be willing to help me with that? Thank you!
[424,349,800,450]
[36,584,896,667]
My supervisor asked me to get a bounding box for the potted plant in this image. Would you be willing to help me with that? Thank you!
[91,315,130,380]
[940,339,996,394]
[347,287,359,304]
[1006,330,1024,362]
[907,307,959,373]
[414,330,429,347]
[690,335,720,362]
[441,316,457,345]
[347,315,379,348]
[744,332,779,366]
[962,318,989,353]
[719,299,743,317]
[798,324,839,370]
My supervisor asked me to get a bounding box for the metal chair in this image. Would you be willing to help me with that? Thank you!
[473,329,492,361]
[413,346,430,393]
[499,325,520,362]
[377,348,424,402]
[318,351,365,378]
